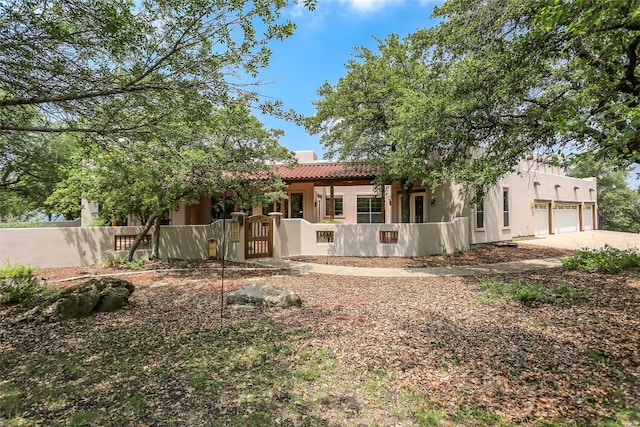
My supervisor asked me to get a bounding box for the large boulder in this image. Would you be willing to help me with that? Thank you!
[226,284,301,308]
[15,278,135,323]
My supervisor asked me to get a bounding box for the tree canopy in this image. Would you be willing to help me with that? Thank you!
[0,0,306,135]
[567,153,640,232]
[49,98,293,260]
[428,0,640,180]
[305,35,449,222]
[307,0,640,198]
[1,0,314,221]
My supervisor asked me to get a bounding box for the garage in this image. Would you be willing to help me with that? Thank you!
[533,203,549,236]
[553,204,580,234]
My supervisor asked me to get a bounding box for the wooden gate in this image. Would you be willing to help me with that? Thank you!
[245,215,273,259]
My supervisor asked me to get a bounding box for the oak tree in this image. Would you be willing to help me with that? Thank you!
[306,35,449,222]
[426,0,640,185]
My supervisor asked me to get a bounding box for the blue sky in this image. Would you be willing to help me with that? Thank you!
[254,0,640,187]
[258,0,443,160]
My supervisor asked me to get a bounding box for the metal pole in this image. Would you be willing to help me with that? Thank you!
[220,189,228,319]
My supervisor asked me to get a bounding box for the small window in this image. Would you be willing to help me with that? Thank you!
[325,195,344,217]
[503,188,510,228]
[316,230,334,243]
[380,230,398,244]
[476,198,485,230]
[114,234,151,251]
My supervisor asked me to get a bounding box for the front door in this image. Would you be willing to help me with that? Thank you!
[291,193,304,219]
[410,193,426,223]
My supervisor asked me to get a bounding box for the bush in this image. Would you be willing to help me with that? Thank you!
[103,256,146,269]
[0,263,43,305]
[561,245,640,273]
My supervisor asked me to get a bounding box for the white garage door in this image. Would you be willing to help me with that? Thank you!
[553,204,580,233]
[583,205,593,231]
[534,203,549,236]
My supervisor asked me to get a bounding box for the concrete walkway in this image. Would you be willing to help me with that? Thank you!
[518,230,640,251]
[251,257,563,278]
[252,230,639,278]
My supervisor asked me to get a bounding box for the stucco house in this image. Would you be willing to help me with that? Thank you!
[170,151,597,261]
[0,150,597,268]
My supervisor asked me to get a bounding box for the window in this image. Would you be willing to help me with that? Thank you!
[325,195,344,217]
[380,230,398,244]
[503,188,510,227]
[114,235,151,251]
[476,198,484,229]
[316,231,334,243]
[357,196,383,223]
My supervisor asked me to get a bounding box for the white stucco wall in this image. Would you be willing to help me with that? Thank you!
[469,159,597,244]
[0,225,217,268]
[313,184,392,224]
[271,218,469,258]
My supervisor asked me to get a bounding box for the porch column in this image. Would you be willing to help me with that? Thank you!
[329,183,335,221]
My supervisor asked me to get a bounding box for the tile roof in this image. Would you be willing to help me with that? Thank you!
[275,163,376,181]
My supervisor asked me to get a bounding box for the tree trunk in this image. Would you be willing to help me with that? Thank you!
[126,214,157,262]
[151,215,161,259]
[401,180,412,223]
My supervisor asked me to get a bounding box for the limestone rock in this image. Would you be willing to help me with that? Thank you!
[14,278,134,323]
[226,284,301,308]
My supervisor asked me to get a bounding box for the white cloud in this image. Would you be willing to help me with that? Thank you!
[338,0,405,13]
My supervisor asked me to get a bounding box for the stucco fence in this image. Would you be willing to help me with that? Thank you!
[0,225,217,268]
[0,218,470,268]
[217,216,471,262]
[270,217,469,259]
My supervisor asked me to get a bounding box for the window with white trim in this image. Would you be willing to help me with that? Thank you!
[357,196,383,223]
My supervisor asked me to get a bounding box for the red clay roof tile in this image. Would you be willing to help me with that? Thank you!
[275,163,376,181]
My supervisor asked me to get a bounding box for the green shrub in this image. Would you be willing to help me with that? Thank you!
[0,263,43,305]
[103,256,146,269]
[561,245,640,273]
[513,282,546,304]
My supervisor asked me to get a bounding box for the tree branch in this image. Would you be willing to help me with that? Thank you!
[0,83,173,108]
[0,123,149,134]
[624,35,640,97]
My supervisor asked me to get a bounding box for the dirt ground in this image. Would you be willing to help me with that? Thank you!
[288,243,574,268]
[2,244,639,426]
[38,243,574,283]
